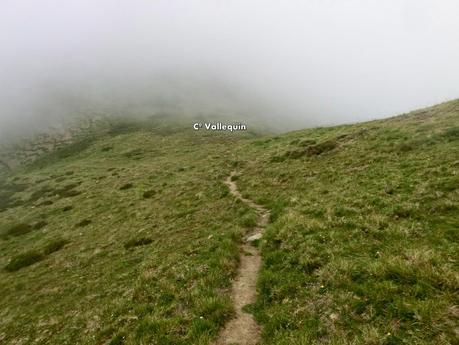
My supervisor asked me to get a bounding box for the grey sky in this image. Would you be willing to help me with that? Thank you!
[1,0,458,138]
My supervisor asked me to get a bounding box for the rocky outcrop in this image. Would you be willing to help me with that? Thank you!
[0,116,103,170]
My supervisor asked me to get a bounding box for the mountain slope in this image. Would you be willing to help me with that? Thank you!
[0,126,257,344]
[0,100,458,344]
[235,99,459,344]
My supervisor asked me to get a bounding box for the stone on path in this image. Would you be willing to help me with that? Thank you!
[246,233,262,242]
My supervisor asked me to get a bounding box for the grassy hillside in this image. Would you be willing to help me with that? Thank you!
[0,123,258,344]
[0,100,458,344]
[236,100,459,344]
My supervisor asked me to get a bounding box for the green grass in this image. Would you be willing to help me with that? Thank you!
[0,100,458,344]
[0,180,27,211]
[0,223,33,239]
[235,100,459,344]
[4,238,70,272]
[4,250,45,272]
[0,119,256,344]
[42,238,69,255]
[124,237,153,249]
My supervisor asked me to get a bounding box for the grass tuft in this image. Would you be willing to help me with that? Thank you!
[4,250,45,272]
[1,223,33,239]
[33,220,48,230]
[441,126,459,141]
[124,237,153,249]
[75,219,92,227]
[43,238,70,255]
[305,139,338,155]
[119,183,134,190]
[142,190,156,198]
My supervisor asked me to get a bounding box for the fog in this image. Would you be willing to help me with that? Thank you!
[1,0,459,140]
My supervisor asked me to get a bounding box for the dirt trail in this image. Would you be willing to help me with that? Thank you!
[215,171,270,345]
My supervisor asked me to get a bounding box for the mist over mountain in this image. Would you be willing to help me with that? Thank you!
[1,0,458,141]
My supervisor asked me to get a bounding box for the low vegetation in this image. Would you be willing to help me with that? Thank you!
[0,119,256,344]
[142,190,155,198]
[0,223,33,239]
[124,237,153,249]
[4,250,45,272]
[236,100,459,344]
[4,237,69,272]
[0,100,457,344]
[42,238,70,255]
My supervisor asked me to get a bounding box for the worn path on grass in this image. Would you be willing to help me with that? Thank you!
[214,171,270,345]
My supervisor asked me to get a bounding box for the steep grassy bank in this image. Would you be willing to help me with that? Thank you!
[236,100,459,344]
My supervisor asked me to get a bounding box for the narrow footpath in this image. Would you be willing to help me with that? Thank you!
[215,171,270,345]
